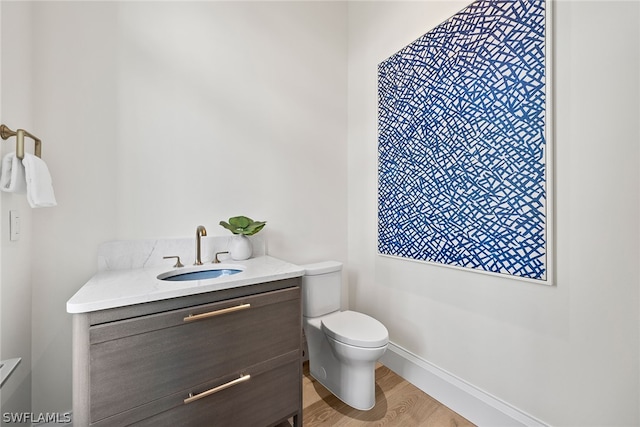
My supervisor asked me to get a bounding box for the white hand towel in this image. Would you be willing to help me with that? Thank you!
[22,153,57,208]
[0,153,27,194]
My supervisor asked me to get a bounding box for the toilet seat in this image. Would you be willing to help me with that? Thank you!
[321,311,388,348]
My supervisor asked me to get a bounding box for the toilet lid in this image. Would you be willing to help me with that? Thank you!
[321,311,389,348]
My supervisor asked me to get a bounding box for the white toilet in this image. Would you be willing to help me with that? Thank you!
[301,261,389,411]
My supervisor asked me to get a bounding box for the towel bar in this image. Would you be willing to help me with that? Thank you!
[0,124,42,159]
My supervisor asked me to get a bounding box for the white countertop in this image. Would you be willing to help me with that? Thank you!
[66,255,304,314]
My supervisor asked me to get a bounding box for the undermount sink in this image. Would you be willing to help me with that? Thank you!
[157,264,244,282]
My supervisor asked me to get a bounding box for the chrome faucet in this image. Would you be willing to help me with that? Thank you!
[195,225,207,265]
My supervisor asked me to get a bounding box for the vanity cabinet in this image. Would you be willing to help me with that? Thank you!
[72,278,302,427]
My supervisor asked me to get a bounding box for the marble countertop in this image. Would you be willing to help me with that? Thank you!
[66,255,305,314]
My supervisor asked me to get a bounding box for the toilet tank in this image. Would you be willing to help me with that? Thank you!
[300,261,342,318]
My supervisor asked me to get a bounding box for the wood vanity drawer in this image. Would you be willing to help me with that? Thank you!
[91,351,301,427]
[140,359,300,427]
[88,286,301,424]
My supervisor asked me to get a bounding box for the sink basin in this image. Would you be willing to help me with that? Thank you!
[158,265,244,282]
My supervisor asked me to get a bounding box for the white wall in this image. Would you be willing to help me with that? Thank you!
[0,1,34,421]
[3,1,638,424]
[28,2,120,413]
[347,1,639,426]
[24,0,348,414]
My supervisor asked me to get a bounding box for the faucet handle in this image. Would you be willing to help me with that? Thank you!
[163,256,184,268]
[213,251,229,263]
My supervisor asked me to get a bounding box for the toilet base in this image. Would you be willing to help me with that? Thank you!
[309,358,378,410]
[305,317,387,411]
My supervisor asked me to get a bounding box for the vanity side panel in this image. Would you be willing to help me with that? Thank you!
[72,313,90,427]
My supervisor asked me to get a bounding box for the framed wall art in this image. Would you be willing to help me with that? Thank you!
[378,0,553,284]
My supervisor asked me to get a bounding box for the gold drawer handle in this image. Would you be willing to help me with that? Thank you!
[183,303,251,322]
[184,374,251,404]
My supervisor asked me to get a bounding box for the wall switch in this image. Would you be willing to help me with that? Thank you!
[9,210,20,241]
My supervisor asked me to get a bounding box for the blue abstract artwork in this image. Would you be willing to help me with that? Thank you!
[378,0,549,281]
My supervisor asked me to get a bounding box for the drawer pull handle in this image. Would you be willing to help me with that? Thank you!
[183,303,251,322]
[184,374,251,404]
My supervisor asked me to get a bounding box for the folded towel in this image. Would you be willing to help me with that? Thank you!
[0,153,27,194]
[22,153,57,208]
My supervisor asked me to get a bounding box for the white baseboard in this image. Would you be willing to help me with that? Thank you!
[380,342,550,427]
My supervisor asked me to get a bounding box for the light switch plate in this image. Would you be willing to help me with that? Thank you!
[10,210,20,241]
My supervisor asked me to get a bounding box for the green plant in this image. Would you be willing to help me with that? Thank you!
[219,216,266,236]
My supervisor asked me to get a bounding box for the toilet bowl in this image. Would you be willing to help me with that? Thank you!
[301,261,389,410]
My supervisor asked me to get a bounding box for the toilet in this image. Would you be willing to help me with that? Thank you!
[301,261,389,410]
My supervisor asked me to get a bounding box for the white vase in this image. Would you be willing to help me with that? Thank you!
[229,234,252,261]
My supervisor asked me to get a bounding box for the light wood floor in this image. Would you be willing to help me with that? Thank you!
[300,362,475,427]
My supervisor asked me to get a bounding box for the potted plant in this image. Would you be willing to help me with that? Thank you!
[219,216,266,260]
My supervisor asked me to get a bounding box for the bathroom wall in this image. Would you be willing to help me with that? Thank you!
[347,1,639,426]
[3,1,638,424]
[0,1,34,421]
[24,1,348,414]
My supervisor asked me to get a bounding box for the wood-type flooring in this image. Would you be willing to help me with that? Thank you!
[298,362,476,427]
